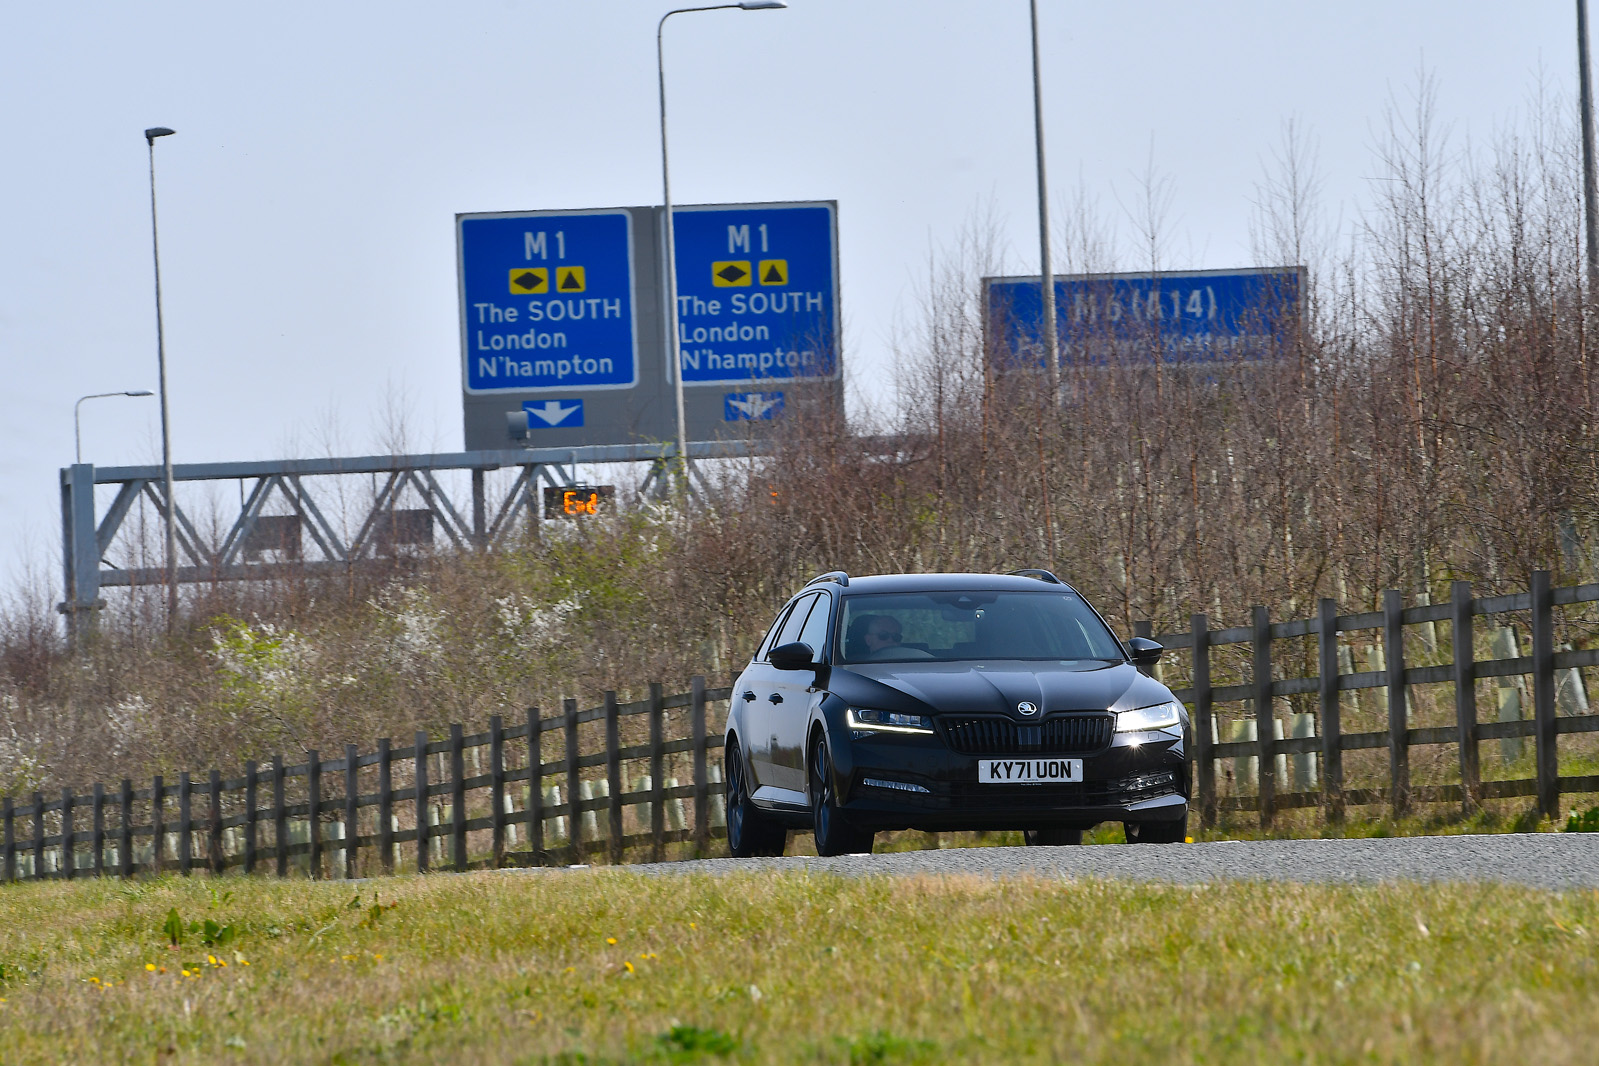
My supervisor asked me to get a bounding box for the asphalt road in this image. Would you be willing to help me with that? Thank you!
[594,834,1599,891]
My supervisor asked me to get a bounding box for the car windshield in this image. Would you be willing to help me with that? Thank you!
[836,590,1125,664]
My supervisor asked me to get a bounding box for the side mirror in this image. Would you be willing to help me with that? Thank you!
[769,641,817,671]
[1126,637,1164,667]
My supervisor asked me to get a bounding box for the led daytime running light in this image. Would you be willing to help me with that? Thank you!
[847,708,935,734]
[1116,701,1182,733]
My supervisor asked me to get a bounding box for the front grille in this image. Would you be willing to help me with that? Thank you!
[939,713,1113,755]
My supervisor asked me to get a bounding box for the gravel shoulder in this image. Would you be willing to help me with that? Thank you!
[592,834,1599,890]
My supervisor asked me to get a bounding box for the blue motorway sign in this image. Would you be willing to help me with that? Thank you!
[671,202,838,385]
[459,209,638,392]
[984,267,1303,367]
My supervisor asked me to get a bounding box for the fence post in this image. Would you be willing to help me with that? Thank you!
[150,776,164,877]
[450,724,467,872]
[243,761,258,874]
[692,676,709,853]
[414,731,430,874]
[344,743,360,879]
[306,751,321,880]
[178,772,192,876]
[1451,580,1480,813]
[3,797,12,882]
[209,769,224,875]
[1189,614,1214,828]
[564,699,581,865]
[526,708,543,864]
[490,715,506,868]
[93,783,106,877]
[1252,607,1275,828]
[1315,599,1344,821]
[377,739,394,874]
[31,791,44,881]
[61,789,74,880]
[119,780,133,878]
[1384,590,1409,817]
[649,683,666,862]
[605,692,623,864]
[1532,570,1559,819]
[272,758,287,878]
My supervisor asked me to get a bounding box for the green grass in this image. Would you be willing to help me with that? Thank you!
[3,866,1599,1064]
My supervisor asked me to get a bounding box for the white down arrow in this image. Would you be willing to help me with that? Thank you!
[527,401,580,426]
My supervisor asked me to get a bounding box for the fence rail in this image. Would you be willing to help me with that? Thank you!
[1,680,732,882]
[1148,570,1599,828]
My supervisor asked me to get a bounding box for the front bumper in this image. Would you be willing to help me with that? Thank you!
[834,725,1189,832]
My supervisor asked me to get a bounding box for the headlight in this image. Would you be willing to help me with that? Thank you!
[847,708,934,734]
[1116,701,1182,733]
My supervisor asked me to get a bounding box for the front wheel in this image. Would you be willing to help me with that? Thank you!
[809,736,874,856]
[1123,817,1186,844]
[725,742,786,857]
[1023,827,1083,846]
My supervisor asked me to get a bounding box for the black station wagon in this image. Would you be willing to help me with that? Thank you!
[724,570,1191,855]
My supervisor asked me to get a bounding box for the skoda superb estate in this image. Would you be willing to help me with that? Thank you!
[725,570,1191,856]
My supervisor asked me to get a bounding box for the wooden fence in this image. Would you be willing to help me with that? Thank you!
[12,570,1599,882]
[1144,570,1599,828]
[1,679,732,882]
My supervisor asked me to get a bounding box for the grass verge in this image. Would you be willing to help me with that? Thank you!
[1,865,1597,1064]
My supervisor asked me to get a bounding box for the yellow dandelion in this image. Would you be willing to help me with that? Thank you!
[564,966,575,974]
[606,937,616,945]
[208,955,218,966]
[218,960,227,967]
[373,954,383,961]
[88,977,100,984]
[689,922,696,930]
[343,954,356,962]
[181,970,191,978]
[241,960,250,967]
[145,963,156,973]
[623,961,634,973]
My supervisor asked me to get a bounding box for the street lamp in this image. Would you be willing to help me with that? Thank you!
[75,390,154,464]
[144,125,179,625]
[1029,0,1060,405]
[658,1,787,487]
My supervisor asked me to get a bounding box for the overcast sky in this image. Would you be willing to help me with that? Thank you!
[0,1,1579,600]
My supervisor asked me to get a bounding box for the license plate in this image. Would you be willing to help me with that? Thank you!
[978,758,1083,784]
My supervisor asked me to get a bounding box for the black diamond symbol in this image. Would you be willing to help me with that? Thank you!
[513,271,541,290]
[559,270,582,290]
[717,263,748,283]
[762,264,784,284]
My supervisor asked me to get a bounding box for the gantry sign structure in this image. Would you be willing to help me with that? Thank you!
[56,440,755,639]
[459,201,841,450]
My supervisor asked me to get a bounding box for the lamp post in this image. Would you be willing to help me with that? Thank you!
[144,125,179,626]
[1029,0,1060,406]
[75,390,154,464]
[658,1,787,488]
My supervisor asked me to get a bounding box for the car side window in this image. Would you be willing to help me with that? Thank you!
[768,593,819,657]
[795,593,832,659]
[756,603,796,662]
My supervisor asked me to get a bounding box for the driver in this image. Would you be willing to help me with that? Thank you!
[863,616,905,657]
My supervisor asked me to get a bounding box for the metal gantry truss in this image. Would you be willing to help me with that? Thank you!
[59,441,761,639]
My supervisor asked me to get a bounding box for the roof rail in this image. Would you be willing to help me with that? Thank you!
[1006,568,1063,584]
[806,570,850,588]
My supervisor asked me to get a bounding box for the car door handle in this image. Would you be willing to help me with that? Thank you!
[767,693,784,704]
[741,691,757,702]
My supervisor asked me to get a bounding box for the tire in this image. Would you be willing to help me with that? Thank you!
[1123,817,1186,844]
[1023,826,1083,846]
[809,736,874,856]
[725,742,786,857]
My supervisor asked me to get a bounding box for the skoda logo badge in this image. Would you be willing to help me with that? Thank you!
[1017,701,1039,716]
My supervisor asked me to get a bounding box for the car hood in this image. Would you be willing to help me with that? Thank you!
[830,659,1171,718]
